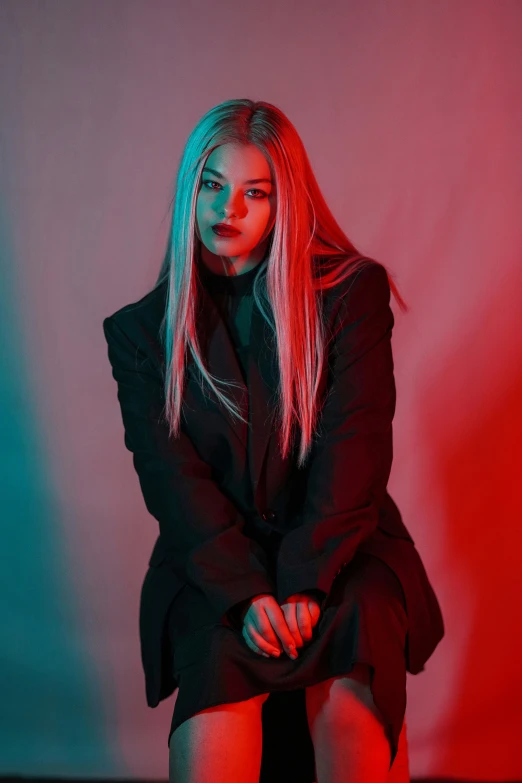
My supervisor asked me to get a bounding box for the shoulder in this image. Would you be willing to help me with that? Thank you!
[319,258,391,326]
[103,277,167,326]
[102,279,168,354]
[341,260,391,311]
[335,258,389,296]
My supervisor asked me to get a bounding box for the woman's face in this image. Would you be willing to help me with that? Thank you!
[196,142,277,274]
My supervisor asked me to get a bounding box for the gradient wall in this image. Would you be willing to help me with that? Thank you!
[0,0,521,779]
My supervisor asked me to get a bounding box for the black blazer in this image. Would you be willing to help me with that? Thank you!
[102,260,444,709]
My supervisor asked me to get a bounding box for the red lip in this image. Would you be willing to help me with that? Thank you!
[212,223,240,235]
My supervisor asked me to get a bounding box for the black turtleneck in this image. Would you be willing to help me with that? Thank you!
[196,259,268,548]
[198,260,264,383]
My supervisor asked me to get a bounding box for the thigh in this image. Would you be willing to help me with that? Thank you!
[192,691,271,718]
[169,691,270,748]
[305,663,382,724]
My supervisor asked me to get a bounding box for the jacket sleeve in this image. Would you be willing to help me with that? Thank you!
[276,262,396,605]
[102,315,276,623]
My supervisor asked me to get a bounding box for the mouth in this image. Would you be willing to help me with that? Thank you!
[212,223,241,237]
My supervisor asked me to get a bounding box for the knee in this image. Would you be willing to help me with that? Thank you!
[306,665,383,729]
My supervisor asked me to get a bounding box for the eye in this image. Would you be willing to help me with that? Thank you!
[202,180,268,199]
[248,189,268,199]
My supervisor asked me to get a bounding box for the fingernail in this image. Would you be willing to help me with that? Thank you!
[270,648,280,657]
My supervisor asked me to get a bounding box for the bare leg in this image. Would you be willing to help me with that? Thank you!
[305,664,391,783]
[169,692,269,783]
[387,721,410,783]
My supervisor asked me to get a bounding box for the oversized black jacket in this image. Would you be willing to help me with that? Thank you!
[102,260,444,708]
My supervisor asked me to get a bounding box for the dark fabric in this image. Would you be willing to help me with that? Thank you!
[198,257,258,385]
[103,257,445,769]
[166,525,408,778]
[200,262,331,631]
[190,262,408,775]
[198,258,259,511]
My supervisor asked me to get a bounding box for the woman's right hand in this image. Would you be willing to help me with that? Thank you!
[240,593,299,659]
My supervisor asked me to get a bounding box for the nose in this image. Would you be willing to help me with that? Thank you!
[219,190,247,218]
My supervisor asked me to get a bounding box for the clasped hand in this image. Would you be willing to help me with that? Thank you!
[241,592,322,659]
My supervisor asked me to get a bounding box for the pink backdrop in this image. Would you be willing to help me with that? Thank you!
[1,0,521,779]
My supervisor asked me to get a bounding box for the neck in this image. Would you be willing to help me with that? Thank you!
[198,241,269,277]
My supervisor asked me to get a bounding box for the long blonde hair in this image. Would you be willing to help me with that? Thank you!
[153,98,407,469]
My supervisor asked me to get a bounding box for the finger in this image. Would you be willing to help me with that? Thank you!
[296,601,313,644]
[242,624,269,656]
[281,603,304,648]
[265,604,300,655]
[243,622,281,658]
[308,600,322,627]
[242,627,269,657]
[249,606,283,652]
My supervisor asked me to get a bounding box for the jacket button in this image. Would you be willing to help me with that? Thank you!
[262,509,276,520]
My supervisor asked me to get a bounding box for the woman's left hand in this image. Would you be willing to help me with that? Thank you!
[280,592,323,650]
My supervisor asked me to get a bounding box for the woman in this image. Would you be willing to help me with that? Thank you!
[103,98,444,783]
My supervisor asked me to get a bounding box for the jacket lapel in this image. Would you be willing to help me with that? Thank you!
[185,284,280,503]
[248,296,281,499]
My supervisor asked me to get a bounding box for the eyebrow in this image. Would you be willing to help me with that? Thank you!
[202,167,272,185]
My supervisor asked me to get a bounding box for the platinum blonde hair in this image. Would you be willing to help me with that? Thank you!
[153,99,407,468]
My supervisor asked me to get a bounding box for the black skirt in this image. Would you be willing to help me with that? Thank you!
[166,527,408,780]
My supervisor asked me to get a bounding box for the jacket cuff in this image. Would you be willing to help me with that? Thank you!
[299,588,328,605]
